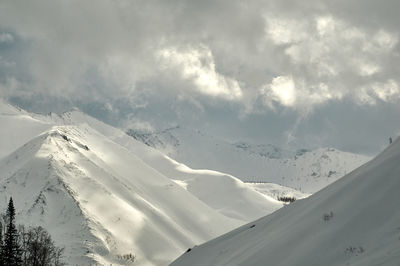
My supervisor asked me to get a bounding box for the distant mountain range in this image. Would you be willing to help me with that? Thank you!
[126,126,371,193]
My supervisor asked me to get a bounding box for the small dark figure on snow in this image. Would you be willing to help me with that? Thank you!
[389,137,393,144]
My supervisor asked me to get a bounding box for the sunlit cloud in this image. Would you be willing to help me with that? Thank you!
[261,76,343,113]
[260,13,400,111]
[157,46,242,100]
[262,76,296,108]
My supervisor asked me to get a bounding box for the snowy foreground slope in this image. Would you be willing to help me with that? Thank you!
[0,101,283,265]
[171,138,400,266]
[127,127,370,193]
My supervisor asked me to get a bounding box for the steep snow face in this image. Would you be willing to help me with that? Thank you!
[0,126,243,265]
[126,127,371,193]
[171,137,400,266]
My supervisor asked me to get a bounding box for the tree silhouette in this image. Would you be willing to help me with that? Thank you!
[0,198,65,266]
[2,197,22,265]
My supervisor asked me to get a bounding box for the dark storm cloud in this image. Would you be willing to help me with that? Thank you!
[0,0,399,154]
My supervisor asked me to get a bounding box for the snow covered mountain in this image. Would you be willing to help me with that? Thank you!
[0,100,283,265]
[171,137,400,266]
[0,99,52,159]
[54,110,283,222]
[127,126,371,193]
[0,126,241,265]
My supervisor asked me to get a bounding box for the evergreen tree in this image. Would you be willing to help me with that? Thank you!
[3,197,22,266]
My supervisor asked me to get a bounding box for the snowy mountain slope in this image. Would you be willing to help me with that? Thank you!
[0,133,97,266]
[0,99,52,159]
[0,101,285,265]
[156,157,282,221]
[0,101,283,222]
[53,110,283,222]
[171,137,400,266]
[127,127,371,193]
[0,126,243,265]
[0,100,299,209]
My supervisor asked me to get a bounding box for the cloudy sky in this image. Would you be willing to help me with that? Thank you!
[0,0,399,155]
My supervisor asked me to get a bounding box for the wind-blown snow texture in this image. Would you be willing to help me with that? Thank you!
[0,100,282,265]
[171,137,400,266]
[127,127,370,193]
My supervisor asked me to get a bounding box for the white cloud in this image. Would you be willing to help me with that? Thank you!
[261,76,343,112]
[260,13,400,111]
[372,30,398,51]
[266,17,309,45]
[0,0,400,123]
[358,62,380,77]
[372,79,400,102]
[157,46,243,101]
[316,16,335,36]
[263,76,296,107]
[354,80,400,105]
[265,14,398,77]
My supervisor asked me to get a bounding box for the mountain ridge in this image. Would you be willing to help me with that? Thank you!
[126,126,371,193]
